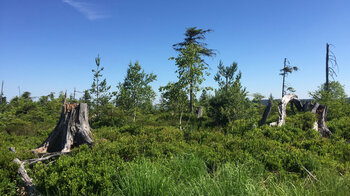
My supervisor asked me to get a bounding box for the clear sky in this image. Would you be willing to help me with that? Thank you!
[1,0,350,101]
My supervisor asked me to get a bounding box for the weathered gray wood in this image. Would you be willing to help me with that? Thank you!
[278,94,298,127]
[311,104,332,137]
[268,94,332,137]
[196,106,203,118]
[13,158,38,196]
[33,103,93,153]
[11,149,66,196]
[259,98,273,126]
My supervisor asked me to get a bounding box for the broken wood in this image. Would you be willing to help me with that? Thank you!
[266,94,332,137]
[33,103,94,153]
[13,158,38,196]
[277,94,298,127]
[196,106,203,118]
[310,103,332,137]
[10,147,67,196]
[259,97,273,126]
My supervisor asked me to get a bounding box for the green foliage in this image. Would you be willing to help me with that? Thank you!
[32,144,123,195]
[310,81,349,120]
[173,27,215,58]
[280,58,298,96]
[214,60,239,89]
[209,61,251,126]
[115,61,157,122]
[90,54,112,119]
[173,43,209,112]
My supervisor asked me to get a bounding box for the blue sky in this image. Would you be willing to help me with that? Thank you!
[1,0,349,101]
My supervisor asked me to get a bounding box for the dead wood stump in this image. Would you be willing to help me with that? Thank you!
[266,94,332,137]
[33,103,94,153]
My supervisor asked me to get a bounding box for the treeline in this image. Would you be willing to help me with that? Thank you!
[1,27,350,195]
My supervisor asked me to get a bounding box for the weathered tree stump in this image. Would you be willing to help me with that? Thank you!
[33,103,94,153]
[266,94,332,137]
[196,106,203,118]
[259,97,273,126]
[277,94,298,127]
[310,103,332,137]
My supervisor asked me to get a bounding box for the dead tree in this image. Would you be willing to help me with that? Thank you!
[277,94,298,126]
[310,103,332,137]
[0,80,3,103]
[266,94,331,137]
[325,43,338,91]
[11,148,66,196]
[33,103,94,153]
[259,97,273,126]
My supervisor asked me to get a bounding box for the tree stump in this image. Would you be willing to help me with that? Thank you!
[259,97,273,126]
[267,94,332,137]
[196,106,203,118]
[277,94,298,127]
[33,103,94,153]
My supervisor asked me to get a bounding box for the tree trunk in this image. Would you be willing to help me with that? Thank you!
[189,84,194,113]
[281,58,286,97]
[268,94,332,137]
[179,109,183,130]
[196,106,203,118]
[326,43,329,91]
[278,94,298,126]
[310,103,332,137]
[259,98,273,126]
[33,103,94,153]
[133,109,136,122]
[13,158,38,196]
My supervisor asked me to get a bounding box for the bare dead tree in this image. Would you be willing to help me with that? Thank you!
[0,80,3,103]
[325,43,338,91]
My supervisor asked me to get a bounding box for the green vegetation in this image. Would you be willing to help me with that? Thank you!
[1,27,350,195]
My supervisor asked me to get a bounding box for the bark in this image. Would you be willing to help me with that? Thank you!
[268,94,332,137]
[281,58,286,97]
[13,158,38,196]
[290,103,296,115]
[302,101,310,112]
[11,150,66,196]
[310,103,332,137]
[189,84,194,113]
[290,98,304,112]
[326,43,329,91]
[133,110,136,122]
[196,106,203,118]
[259,98,273,126]
[179,109,183,130]
[277,94,298,127]
[33,103,94,153]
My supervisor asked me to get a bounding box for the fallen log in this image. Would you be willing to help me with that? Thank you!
[33,103,94,153]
